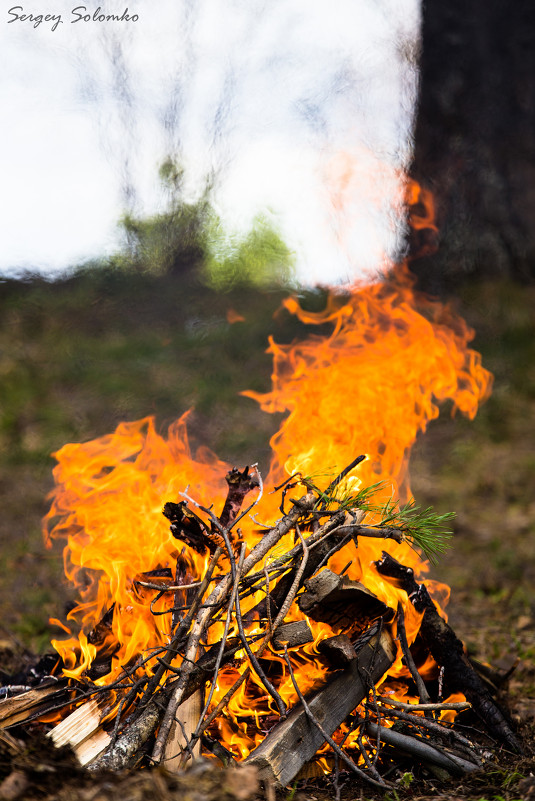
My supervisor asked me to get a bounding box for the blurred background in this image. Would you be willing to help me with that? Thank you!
[0,0,533,726]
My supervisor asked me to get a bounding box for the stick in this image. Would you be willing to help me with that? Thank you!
[376,696,471,712]
[364,720,479,775]
[369,704,483,765]
[396,602,432,708]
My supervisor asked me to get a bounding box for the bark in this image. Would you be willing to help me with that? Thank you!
[87,701,161,772]
[411,0,535,291]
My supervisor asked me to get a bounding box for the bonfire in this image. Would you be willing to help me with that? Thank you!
[0,187,524,797]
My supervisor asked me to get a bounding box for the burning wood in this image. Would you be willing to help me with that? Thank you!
[0,461,522,790]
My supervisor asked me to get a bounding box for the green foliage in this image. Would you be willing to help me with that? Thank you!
[377,498,454,565]
[399,772,414,788]
[202,214,295,290]
[302,470,453,565]
[118,161,211,276]
[115,158,294,288]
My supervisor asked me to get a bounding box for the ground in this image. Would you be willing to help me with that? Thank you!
[0,271,533,799]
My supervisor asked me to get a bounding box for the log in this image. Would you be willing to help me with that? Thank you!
[375,552,523,754]
[244,628,395,787]
[87,701,161,772]
[298,569,394,633]
[317,634,357,667]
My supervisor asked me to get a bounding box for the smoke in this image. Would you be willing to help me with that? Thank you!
[1,0,420,283]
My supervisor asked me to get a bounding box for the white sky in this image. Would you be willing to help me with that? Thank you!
[0,0,420,284]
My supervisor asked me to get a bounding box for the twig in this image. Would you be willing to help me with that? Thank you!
[185,545,247,761]
[323,455,367,499]
[134,580,204,592]
[376,696,471,712]
[376,552,523,754]
[396,601,432,708]
[234,567,288,717]
[369,705,483,765]
[192,523,313,742]
[136,546,223,714]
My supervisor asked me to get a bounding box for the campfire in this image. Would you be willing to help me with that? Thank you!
[0,194,523,791]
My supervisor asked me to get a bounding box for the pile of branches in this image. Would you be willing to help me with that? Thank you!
[0,460,523,793]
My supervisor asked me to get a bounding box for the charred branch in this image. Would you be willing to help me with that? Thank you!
[375,552,523,754]
[218,466,260,531]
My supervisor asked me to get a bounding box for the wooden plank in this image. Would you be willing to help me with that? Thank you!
[244,628,395,787]
[75,728,111,766]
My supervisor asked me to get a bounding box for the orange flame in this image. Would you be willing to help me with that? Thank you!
[42,185,492,758]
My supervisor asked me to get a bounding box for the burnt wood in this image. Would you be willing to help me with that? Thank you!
[375,552,523,754]
[218,466,260,531]
[244,628,395,787]
[163,501,221,555]
[271,621,313,651]
[298,569,394,634]
[317,634,357,668]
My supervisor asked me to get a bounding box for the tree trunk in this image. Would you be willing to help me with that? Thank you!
[410,0,535,292]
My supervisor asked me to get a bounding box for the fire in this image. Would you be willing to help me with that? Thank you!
[42,190,492,762]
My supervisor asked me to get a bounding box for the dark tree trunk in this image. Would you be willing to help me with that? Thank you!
[410,0,535,292]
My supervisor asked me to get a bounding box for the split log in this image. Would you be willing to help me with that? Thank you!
[245,627,395,787]
[48,699,111,766]
[298,569,394,633]
[375,552,523,754]
[0,682,68,729]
